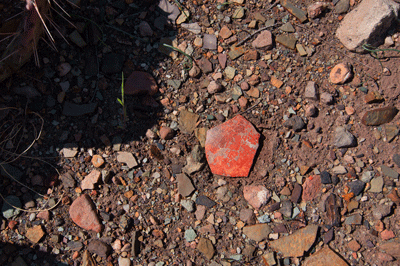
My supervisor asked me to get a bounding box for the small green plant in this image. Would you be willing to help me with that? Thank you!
[117,72,127,128]
[362,43,400,72]
[163,43,193,71]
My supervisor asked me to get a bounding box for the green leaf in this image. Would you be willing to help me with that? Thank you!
[117,98,123,105]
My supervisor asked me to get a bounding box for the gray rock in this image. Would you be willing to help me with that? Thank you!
[88,240,111,258]
[336,0,400,52]
[280,200,293,218]
[347,180,365,196]
[2,195,21,219]
[335,0,350,14]
[184,228,197,242]
[181,199,195,212]
[361,171,375,183]
[334,126,356,148]
[61,172,76,188]
[344,214,362,225]
[320,92,333,104]
[332,165,347,174]
[393,154,400,167]
[381,165,399,179]
[283,116,306,132]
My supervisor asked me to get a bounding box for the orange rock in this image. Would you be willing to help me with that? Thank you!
[329,63,352,84]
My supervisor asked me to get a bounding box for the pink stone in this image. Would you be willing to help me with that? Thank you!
[302,175,322,201]
[252,30,273,49]
[243,185,271,209]
[69,194,103,233]
[37,210,50,221]
[81,169,101,190]
[125,71,158,96]
[205,115,260,177]
[381,229,395,240]
[159,126,175,140]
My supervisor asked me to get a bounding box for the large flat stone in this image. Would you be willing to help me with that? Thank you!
[304,246,349,266]
[269,225,319,257]
[205,115,260,177]
[336,0,400,52]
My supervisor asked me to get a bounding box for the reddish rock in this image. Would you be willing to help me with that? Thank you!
[329,63,353,84]
[69,194,103,233]
[377,252,394,262]
[207,81,223,94]
[8,220,17,230]
[125,71,158,96]
[270,225,319,257]
[381,229,395,240]
[302,175,322,201]
[91,155,104,168]
[348,239,361,251]
[81,169,101,190]
[361,106,398,126]
[218,54,227,69]
[243,185,271,209]
[304,246,349,266]
[196,58,213,74]
[26,225,45,243]
[159,126,175,140]
[205,115,260,177]
[252,30,273,49]
[219,25,232,39]
[243,224,271,242]
[243,50,259,61]
[37,210,50,221]
[238,96,248,110]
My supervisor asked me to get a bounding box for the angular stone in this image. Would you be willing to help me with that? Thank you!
[281,0,308,23]
[291,183,302,203]
[82,250,96,266]
[91,155,104,168]
[348,180,365,196]
[26,225,45,243]
[81,169,101,190]
[195,195,216,208]
[203,34,217,50]
[276,34,297,49]
[270,225,319,257]
[2,195,21,219]
[219,25,232,39]
[196,58,213,74]
[384,124,399,142]
[336,0,400,52]
[159,126,175,140]
[177,173,195,197]
[344,214,362,225]
[116,152,138,168]
[205,115,260,177]
[218,53,227,69]
[181,23,201,34]
[302,175,321,202]
[369,176,384,193]
[362,107,398,126]
[329,63,352,84]
[125,71,158,96]
[179,110,199,134]
[228,46,245,60]
[252,30,273,49]
[381,165,399,179]
[243,224,271,242]
[88,240,110,258]
[304,81,319,100]
[69,194,103,233]
[138,21,153,36]
[304,246,349,266]
[283,116,306,132]
[334,126,356,148]
[243,185,271,209]
[197,238,215,260]
[207,81,223,94]
[279,22,296,33]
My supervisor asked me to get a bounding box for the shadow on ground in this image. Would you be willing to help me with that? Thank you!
[0,0,179,264]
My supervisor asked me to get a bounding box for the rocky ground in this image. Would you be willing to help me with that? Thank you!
[1,0,400,265]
